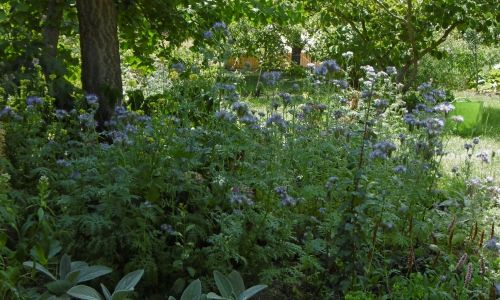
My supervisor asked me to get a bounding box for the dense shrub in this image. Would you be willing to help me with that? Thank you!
[0,51,498,299]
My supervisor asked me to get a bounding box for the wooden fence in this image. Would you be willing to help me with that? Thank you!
[227,52,314,70]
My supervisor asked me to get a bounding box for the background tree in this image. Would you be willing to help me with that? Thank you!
[309,0,498,89]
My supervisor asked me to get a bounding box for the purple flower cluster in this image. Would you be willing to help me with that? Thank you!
[262,71,281,86]
[266,113,286,128]
[85,94,98,105]
[215,109,236,122]
[279,92,292,105]
[325,176,338,190]
[370,141,397,160]
[434,102,454,114]
[172,62,185,73]
[230,188,254,206]
[26,96,43,107]
[275,186,296,206]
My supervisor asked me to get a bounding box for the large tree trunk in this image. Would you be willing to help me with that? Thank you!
[76,0,122,126]
[41,0,73,110]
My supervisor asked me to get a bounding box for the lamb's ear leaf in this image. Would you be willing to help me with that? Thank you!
[23,261,56,280]
[227,271,245,296]
[238,285,267,300]
[180,279,202,300]
[66,285,103,300]
[213,271,232,298]
[114,269,144,292]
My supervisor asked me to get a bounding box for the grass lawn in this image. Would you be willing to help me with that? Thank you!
[442,90,500,179]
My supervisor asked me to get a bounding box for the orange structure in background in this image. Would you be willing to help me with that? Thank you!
[227,51,314,70]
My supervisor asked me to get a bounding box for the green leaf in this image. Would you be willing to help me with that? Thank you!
[76,266,112,283]
[46,279,72,295]
[66,270,82,283]
[23,261,56,280]
[48,240,62,258]
[101,284,112,300]
[238,285,267,300]
[206,292,230,300]
[59,254,71,279]
[180,279,202,300]
[111,290,132,300]
[67,285,103,300]
[213,271,233,299]
[71,261,89,270]
[227,271,245,296]
[114,269,144,292]
[168,297,176,300]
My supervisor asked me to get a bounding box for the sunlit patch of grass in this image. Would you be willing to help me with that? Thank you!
[448,91,500,138]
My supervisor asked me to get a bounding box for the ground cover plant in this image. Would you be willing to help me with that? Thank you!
[0,1,499,299]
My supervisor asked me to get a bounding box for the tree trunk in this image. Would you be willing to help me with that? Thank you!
[41,0,73,110]
[291,46,302,65]
[76,0,122,126]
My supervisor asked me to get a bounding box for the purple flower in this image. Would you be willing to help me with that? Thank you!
[56,159,71,168]
[322,60,340,73]
[231,101,249,115]
[215,110,236,122]
[114,105,127,116]
[0,106,14,119]
[26,96,43,106]
[262,71,281,86]
[203,30,214,39]
[314,65,328,76]
[476,151,490,164]
[425,118,444,135]
[230,190,254,206]
[55,109,68,119]
[212,21,227,31]
[451,115,464,123]
[325,176,338,190]
[266,113,287,128]
[374,99,389,109]
[78,113,97,128]
[393,165,407,173]
[434,102,454,114]
[85,94,98,105]
[386,66,397,75]
[160,224,176,235]
[239,114,258,125]
[172,62,185,73]
[472,137,480,144]
[370,141,396,160]
[279,92,292,105]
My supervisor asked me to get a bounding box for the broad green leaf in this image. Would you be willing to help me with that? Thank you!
[76,266,112,283]
[59,254,71,279]
[114,269,144,292]
[71,261,89,271]
[67,285,103,300]
[206,292,231,300]
[227,271,245,296]
[111,290,132,300]
[168,297,176,300]
[213,271,232,298]
[238,285,267,300]
[46,279,72,295]
[101,283,112,300]
[180,279,202,300]
[66,270,82,284]
[48,240,62,258]
[23,261,56,280]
